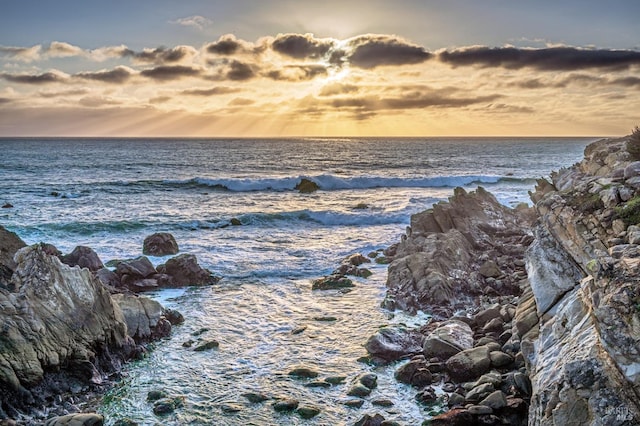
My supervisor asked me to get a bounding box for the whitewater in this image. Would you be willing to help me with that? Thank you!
[0,137,592,424]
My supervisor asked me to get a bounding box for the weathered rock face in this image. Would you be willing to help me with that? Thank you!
[62,245,104,272]
[523,135,640,425]
[0,244,132,412]
[142,232,179,256]
[384,186,534,316]
[0,225,26,288]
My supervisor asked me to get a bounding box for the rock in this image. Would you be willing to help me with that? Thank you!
[423,320,474,359]
[428,408,474,426]
[343,253,371,266]
[295,178,319,193]
[479,390,507,410]
[147,389,168,401]
[347,383,372,397]
[415,386,438,405]
[358,372,378,389]
[482,317,504,333]
[479,260,501,278]
[474,306,502,327]
[305,380,331,388]
[623,161,640,179]
[112,294,173,342]
[465,382,495,402]
[489,350,513,367]
[44,413,104,426]
[153,396,184,415]
[364,325,423,363]
[446,346,491,382]
[354,413,386,426]
[0,225,26,288]
[142,232,179,256]
[291,325,307,334]
[193,340,220,351]
[447,392,465,407]
[341,398,365,408]
[296,405,320,419]
[313,315,337,322]
[242,392,269,403]
[113,419,138,426]
[288,366,319,378]
[272,398,299,412]
[1,203,13,208]
[371,398,394,407]
[311,274,354,290]
[96,267,120,288]
[0,244,133,412]
[62,246,104,272]
[230,218,242,226]
[395,358,429,386]
[325,376,346,384]
[159,253,219,286]
[467,404,493,415]
[220,403,243,413]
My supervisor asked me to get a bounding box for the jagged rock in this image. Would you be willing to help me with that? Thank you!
[44,413,104,425]
[112,294,173,342]
[0,225,26,288]
[0,244,134,413]
[142,232,179,256]
[479,260,501,278]
[312,274,354,290]
[364,325,423,363]
[62,246,104,272]
[158,253,219,286]
[96,267,120,288]
[423,320,473,359]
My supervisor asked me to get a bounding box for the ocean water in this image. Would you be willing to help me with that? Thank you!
[0,137,592,425]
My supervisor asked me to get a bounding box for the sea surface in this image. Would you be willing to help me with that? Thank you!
[0,137,592,425]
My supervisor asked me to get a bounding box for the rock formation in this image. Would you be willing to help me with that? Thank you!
[142,232,179,256]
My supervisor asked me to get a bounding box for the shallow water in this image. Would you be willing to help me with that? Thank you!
[0,137,592,424]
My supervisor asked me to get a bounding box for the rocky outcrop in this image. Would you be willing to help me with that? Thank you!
[0,226,26,289]
[142,232,179,257]
[383,186,534,317]
[522,135,640,425]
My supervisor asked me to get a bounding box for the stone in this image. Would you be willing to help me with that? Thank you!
[325,376,346,384]
[468,405,493,415]
[479,260,501,278]
[372,398,394,407]
[465,382,495,402]
[354,413,386,426]
[160,253,218,286]
[96,267,119,288]
[272,399,299,412]
[343,253,371,266]
[364,325,423,363]
[220,403,243,413]
[295,178,319,193]
[479,390,507,410]
[428,408,473,426]
[358,372,378,389]
[44,413,105,426]
[483,317,504,333]
[296,406,320,419]
[288,366,319,378]
[624,161,640,179]
[0,225,27,287]
[347,383,372,397]
[147,389,168,401]
[62,246,104,272]
[341,398,364,408]
[1,203,13,209]
[230,218,242,226]
[423,320,474,359]
[305,380,331,388]
[311,274,354,290]
[142,232,179,256]
[446,346,491,382]
[242,392,269,403]
[474,306,502,327]
[153,396,184,415]
[193,340,220,351]
[489,350,513,367]
[447,392,465,407]
[112,294,172,342]
[116,256,156,280]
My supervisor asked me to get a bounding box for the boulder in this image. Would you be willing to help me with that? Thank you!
[312,274,354,290]
[142,232,179,256]
[423,320,473,359]
[112,294,173,342]
[295,178,319,193]
[115,256,157,290]
[446,346,491,382]
[364,325,423,363]
[62,246,104,272]
[159,254,219,286]
[0,225,26,288]
[44,413,104,426]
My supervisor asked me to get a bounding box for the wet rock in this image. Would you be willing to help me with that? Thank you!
[96,267,119,288]
[364,325,423,363]
[159,253,219,286]
[354,413,386,426]
[230,218,242,226]
[295,178,319,193]
[447,392,465,407]
[142,232,179,256]
[479,260,501,278]
[482,317,504,333]
[489,350,513,367]
[415,386,438,405]
[62,246,104,272]
[465,382,495,403]
[147,389,168,402]
[429,408,474,426]
[1,203,13,209]
[446,346,491,382]
[423,319,473,359]
[220,403,243,413]
[0,225,26,288]
[372,398,394,407]
[288,366,319,378]
[479,390,507,410]
[193,339,220,351]
[468,404,493,415]
[44,413,104,426]
[344,253,372,266]
[272,398,299,412]
[358,372,378,389]
[347,383,372,397]
[311,274,354,290]
[296,405,321,419]
[116,256,156,281]
[152,396,184,415]
[395,358,432,387]
[313,315,337,322]
[325,376,347,385]
[341,398,365,408]
[305,380,331,388]
[291,325,307,334]
[113,419,138,426]
[113,294,173,342]
[242,392,269,403]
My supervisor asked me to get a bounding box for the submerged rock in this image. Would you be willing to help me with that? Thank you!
[311,274,354,290]
[44,413,104,426]
[295,178,319,193]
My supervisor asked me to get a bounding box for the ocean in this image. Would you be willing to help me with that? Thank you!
[0,137,592,425]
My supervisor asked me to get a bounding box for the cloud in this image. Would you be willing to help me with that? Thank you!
[124,46,198,64]
[0,71,68,84]
[270,33,334,59]
[75,66,134,84]
[39,88,89,98]
[149,96,171,104]
[140,65,201,80]
[318,83,359,96]
[0,97,12,104]
[182,86,242,96]
[79,96,121,107]
[89,45,131,62]
[264,65,327,81]
[0,45,41,62]
[170,15,212,30]
[610,76,640,87]
[205,34,256,55]
[346,34,432,69]
[228,97,255,106]
[438,46,640,71]
[484,103,534,113]
[214,60,257,81]
[46,41,84,58]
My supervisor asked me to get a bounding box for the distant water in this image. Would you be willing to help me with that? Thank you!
[0,137,592,425]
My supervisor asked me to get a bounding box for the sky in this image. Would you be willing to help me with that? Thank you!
[0,0,639,137]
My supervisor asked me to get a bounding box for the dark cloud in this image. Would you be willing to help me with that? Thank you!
[75,66,133,84]
[206,35,253,55]
[225,60,257,81]
[346,35,432,69]
[439,46,640,71]
[39,89,89,98]
[0,97,12,104]
[271,33,334,59]
[610,76,640,87]
[140,65,201,80]
[265,65,327,81]
[0,71,66,84]
[318,83,359,96]
[182,86,241,96]
[124,46,197,64]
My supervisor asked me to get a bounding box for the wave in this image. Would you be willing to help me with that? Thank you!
[159,174,527,193]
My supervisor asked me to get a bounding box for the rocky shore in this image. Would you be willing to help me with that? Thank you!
[357,132,640,425]
[0,230,217,425]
